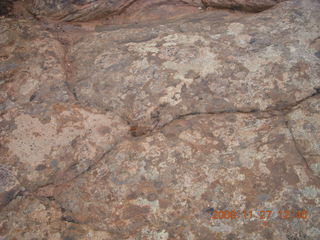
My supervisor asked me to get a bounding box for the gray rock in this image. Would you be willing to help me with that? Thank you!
[0,166,20,210]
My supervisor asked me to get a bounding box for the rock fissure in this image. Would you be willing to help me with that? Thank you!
[33,92,320,193]
[284,117,312,172]
[1,0,320,239]
[126,90,320,136]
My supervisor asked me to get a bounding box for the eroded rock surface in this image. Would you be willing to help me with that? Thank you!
[54,112,319,239]
[0,0,319,239]
[0,0,16,17]
[29,0,137,22]
[203,0,286,12]
[69,0,319,130]
[0,166,20,210]
[0,194,115,239]
[0,103,129,191]
[0,18,71,111]
[27,0,285,22]
[28,0,204,22]
[286,95,320,175]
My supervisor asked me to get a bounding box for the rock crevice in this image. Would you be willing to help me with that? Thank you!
[0,0,320,239]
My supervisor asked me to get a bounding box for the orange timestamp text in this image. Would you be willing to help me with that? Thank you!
[211,210,308,220]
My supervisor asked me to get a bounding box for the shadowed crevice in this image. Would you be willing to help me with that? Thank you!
[0,0,17,17]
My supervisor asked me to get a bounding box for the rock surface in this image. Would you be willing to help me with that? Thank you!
[27,0,285,22]
[54,112,319,239]
[0,18,71,110]
[0,0,16,17]
[0,0,319,239]
[29,0,137,22]
[0,103,128,192]
[28,0,204,22]
[286,96,320,175]
[69,0,320,130]
[203,0,286,12]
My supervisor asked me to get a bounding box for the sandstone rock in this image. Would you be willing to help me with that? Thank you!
[27,0,287,22]
[0,194,113,239]
[0,0,319,239]
[0,103,129,190]
[98,0,204,26]
[0,18,71,111]
[29,0,137,22]
[286,95,320,175]
[69,0,320,130]
[27,0,207,24]
[54,112,320,239]
[203,0,285,12]
[0,195,66,239]
[0,166,20,210]
[0,0,16,17]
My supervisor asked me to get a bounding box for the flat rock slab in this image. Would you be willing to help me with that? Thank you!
[0,194,116,239]
[69,0,319,130]
[286,95,320,175]
[0,19,71,111]
[53,112,319,239]
[0,103,129,193]
[0,0,319,239]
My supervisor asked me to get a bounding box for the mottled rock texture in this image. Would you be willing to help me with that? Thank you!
[29,0,137,22]
[54,112,319,239]
[0,19,70,110]
[0,0,16,17]
[28,0,284,22]
[0,103,128,191]
[28,0,203,22]
[286,96,320,175]
[69,0,319,130]
[203,0,286,12]
[0,0,319,239]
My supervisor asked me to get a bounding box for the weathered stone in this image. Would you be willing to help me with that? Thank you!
[0,0,319,239]
[0,193,116,239]
[0,102,129,190]
[0,18,71,111]
[0,0,16,17]
[27,0,208,22]
[0,166,20,210]
[27,0,288,22]
[0,194,65,239]
[98,0,205,26]
[68,0,320,129]
[29,0,136,22]
[286,95,320,175]
[54,112,320,239]
[203,0,285,12]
